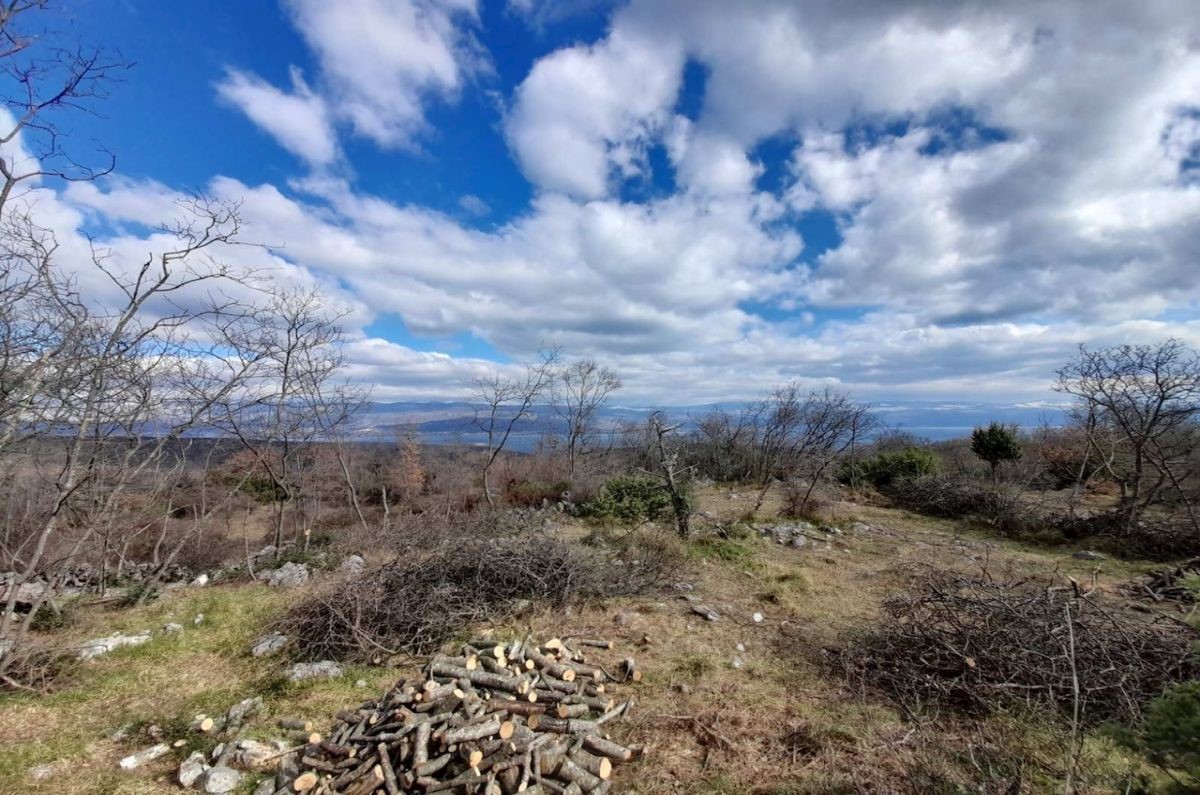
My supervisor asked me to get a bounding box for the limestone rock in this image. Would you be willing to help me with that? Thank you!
[338,554,365,576]
[250,632,288,657]
[287,660,344,682]
[202,765,242,793]
[79,630,152,660]
[119,743,169,770]
[266,562,309,588]
[178,752,208,788]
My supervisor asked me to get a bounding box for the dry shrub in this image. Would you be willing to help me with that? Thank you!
[885,473,1040,535]
[1053,511,1200,560]
[0,641,76,692]
[278,528,679,662]
[844,566,1198,725]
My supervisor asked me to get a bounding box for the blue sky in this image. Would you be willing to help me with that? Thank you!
[14,0,1200,404]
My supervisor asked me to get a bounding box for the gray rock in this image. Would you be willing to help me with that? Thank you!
[338,554,365,576]
[223,697,263,730]
[178,752,208,788]
[1073,550,1106,561]
[193,613,205,625]
[191,573,210,587]
[250,632,289,657]
[287,660,344,682]
[119,743,170,770]
[27,763,58,781]
[253,779,277,795]
[354,679,368,689]
[79,630,152,660]
[230,739,280,771]
[266,562,309,588]
[163,622,184,634]
[789,536,807,548]
[202,765,242,793]
[849,522,873,533]
[690,604,720,622]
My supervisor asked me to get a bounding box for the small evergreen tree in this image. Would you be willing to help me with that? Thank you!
[971,422,1022,478]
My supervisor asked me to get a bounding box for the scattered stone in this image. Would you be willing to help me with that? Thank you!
[690,604,720,622]
[672,581,695,592]
[253,778,276,795]
[222,697,263,730]
[193,613,205,625]
[162,622,184,634]
[731,657,744,670]
[79,630,152,660]
[229,739,280,771]
[28,763,57,781]
[265,562,309,588]
[287,660,344,682]
[178,752,208,788]
[354,678,368,689]
[735,642,745,652]
[192,573,210,587]
[789,536,807,548]
[119,743,170,770]
[338,554,365,576]
[202,765,242,793]
[752,612,764,623]
[1073,550,1106,561]
[849,522,873,533]
[250,632,288,657]
[821,525,842,535]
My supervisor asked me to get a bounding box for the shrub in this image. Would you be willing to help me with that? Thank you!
[839,448,940,489]
[504,479,571,508]
[582,474,674,524]
[883,472,1039,535]
[970,422,1023,477]
[1136,681,1200,784]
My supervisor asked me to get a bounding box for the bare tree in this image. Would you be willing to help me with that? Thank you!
[644,412,691,538]
[1055,339,1200,531]
[744,383,874,513]
[472,348,560,507]
[213,288,363,555]
[0,1,132,214]
[554,358,620,477]
[0,196,268,668]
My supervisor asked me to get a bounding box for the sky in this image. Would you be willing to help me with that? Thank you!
[11,0,1200,406]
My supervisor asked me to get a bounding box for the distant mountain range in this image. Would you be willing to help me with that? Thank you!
[351,399,1069,450]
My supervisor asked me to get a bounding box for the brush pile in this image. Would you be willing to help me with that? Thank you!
[845,567,1199,724]
[1121,557,1200,603]
[277,636,642,794]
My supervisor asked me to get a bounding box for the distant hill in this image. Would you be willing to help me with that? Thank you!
[350,399,1068,449]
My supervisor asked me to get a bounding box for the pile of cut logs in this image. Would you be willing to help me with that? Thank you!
[277,636,642,794]
[1122,557,1200,603]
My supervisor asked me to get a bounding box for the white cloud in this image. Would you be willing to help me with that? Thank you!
[27,0,1200,406]
[285,0,485,148]
[216,66,338,167]
[506,25,684,198]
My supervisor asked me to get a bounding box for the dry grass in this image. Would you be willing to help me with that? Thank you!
[0,484,1186,793]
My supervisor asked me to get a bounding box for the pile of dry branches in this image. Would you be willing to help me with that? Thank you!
[277,636,641,794]
[1120,557,1200,603]
[844,567,1198,724]
[277,534,677,662]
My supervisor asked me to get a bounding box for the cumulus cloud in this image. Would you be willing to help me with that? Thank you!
[217,0,484,164]
[285,0,486,148]
[216,66,338,166]
[31,0,1200,406]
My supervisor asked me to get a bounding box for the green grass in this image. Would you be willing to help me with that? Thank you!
[684,536,759,566]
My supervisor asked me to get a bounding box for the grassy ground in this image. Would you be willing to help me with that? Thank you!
[0,486,1185,793]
